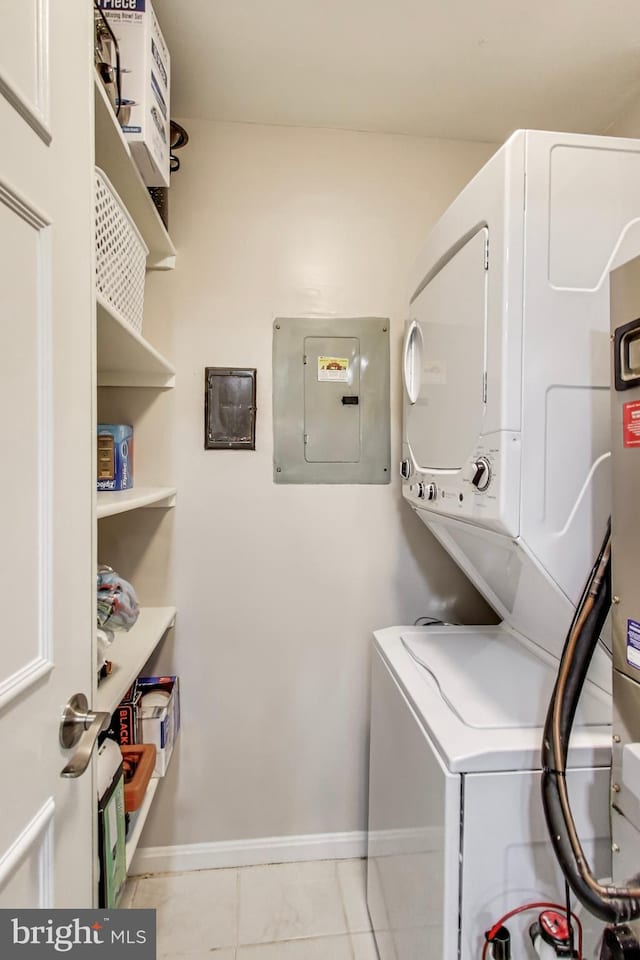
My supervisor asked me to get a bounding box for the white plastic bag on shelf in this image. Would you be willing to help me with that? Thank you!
[97,627,114,673]
[97,564,140,631]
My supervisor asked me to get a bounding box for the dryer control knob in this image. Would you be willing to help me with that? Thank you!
[400,459,411,480]
[425,482,437,501]
[415,482,437,501]
[471,457,491,491]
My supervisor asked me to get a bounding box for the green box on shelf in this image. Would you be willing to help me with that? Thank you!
[98,764,126,908]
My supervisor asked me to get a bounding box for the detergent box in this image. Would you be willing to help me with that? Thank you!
[97,424,134,492]
[97,0,170,188]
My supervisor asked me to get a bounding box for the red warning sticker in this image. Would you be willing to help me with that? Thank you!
[623,400,640,448]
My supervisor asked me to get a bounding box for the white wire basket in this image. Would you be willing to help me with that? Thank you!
[95,167,148,333]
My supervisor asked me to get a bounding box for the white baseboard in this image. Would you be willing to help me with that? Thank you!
[130,830,368,877]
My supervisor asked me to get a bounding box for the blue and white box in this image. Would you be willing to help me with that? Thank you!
[138,676,180,777]
[97,424,134,491]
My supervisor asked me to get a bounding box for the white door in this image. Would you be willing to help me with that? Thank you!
[0,3,95,906]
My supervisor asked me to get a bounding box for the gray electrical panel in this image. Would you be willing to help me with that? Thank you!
[272,317,390,484]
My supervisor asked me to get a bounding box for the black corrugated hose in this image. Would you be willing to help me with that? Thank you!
[541,520,640,924]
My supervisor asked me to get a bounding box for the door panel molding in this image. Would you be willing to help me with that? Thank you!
[0,660,54,714]
[0,0,51,144]
[0,798,54,906]
[0,178,50,230]
[0,180,53,712]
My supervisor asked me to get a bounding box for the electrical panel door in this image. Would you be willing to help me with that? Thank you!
[273,317,390,484]
[303,337,360,463]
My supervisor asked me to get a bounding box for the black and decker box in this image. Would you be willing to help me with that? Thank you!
[107,683,143,746]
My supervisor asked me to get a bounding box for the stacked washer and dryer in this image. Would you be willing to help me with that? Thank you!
[367,130,640,960]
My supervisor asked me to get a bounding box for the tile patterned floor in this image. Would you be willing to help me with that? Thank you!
[126,858,378,960]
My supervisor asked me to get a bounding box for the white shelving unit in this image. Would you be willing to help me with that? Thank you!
[125,779,159,872]
[97,607,176,886]
[97,486,177,519]
[97,294,175,388]
[94,75,176,270]
[96,606,177,714]
[93,68,178,900]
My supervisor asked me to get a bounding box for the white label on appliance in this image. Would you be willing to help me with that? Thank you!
[627,619,640,669]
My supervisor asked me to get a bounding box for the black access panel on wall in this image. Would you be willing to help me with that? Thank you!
[204,368,257,449]
[272,317,390,483]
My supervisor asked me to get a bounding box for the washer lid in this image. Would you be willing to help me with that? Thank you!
[400,627,609,729]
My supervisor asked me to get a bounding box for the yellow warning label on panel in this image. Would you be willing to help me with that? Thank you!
[318,356,349,382]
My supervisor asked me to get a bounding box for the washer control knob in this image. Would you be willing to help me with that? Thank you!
[400,459,411,480]
[471,457,491,491]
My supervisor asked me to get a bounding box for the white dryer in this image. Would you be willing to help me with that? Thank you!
[368,130,640,959]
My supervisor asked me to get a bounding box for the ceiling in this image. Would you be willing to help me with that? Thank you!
[153,0,640,142]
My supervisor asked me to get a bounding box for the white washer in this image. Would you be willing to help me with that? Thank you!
[368,625,611,960]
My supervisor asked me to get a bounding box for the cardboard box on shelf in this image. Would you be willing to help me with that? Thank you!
[98,0,170,188]
[107,683,143,746]
[97,741,126,908]
[138,676,180,777]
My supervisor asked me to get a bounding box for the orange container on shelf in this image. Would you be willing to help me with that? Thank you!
[121,743,156,812]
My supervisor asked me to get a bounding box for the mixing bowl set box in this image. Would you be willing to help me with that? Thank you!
[96,0,171,188]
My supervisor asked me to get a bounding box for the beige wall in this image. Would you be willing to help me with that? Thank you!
[136,120,496,848]
[607,99,640,138]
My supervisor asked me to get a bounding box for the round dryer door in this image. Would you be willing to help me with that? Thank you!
[405,227,488,474]
[403,320,423,405]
